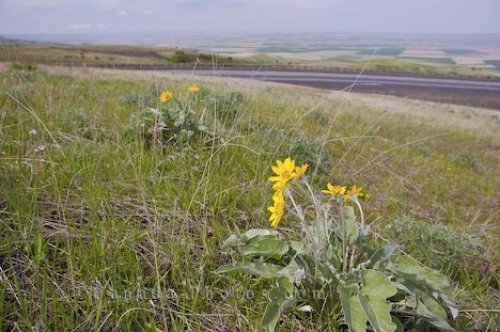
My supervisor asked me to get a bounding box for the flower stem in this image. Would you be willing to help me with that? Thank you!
[354,198,365,230]
[286,190,304,222]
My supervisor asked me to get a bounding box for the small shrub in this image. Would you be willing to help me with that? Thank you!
[125,87,215,147]
[9,62,38,71]
[218,157,458,331]
[383,218,493,281]
[205,91,244,125]
[59,109,92,132]
[410,141,431,156]
[451,154,480,171]
[8,62,42,81]
[289,138,332,175]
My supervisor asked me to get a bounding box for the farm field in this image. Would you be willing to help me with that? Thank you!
[2,36,500,79]
[0,63,498,331]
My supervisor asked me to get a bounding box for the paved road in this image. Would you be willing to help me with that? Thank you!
[165,68,500,109]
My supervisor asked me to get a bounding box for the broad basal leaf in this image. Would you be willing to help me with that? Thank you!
[338,283,367,332]
[262,302,281,332]
[416,300,456,332]
[366,244,399,269]
[390,255,457,318]
[262,279,296,332]
[243,236,289,258]
[359,269,397,332]
[358,294,396,332]
[360,269,397,299]
[222,228,280,248]
[216,262,281,279]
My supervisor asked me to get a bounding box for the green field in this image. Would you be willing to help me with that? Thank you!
[2,38,500,79]
[485,60,500,70]
[357,47,406,57]
[442,49,481,55]
[0,63,498,331]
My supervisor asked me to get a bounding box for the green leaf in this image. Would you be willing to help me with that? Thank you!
[243,236,289,258]
[222,228,281,249]
[338,283,367,332]
[245,229,281,239]
[308,219,331,250]
[216,262,281,279]
[360,270,397,299]
[342,206,360,245]
[358,293,396,332]
[262,281,296,332]
[261,302,281,332]
[358,270,397,332]
[277,260,304,285]
[221,234,242,248]
[289,240,306,254]
[366,244,399,269]
[416,300,456,332]
[421,293,448,320]
[391,255,452,297]
[277,276,294,295]
[392,316,404,332]
[390,255,457,319]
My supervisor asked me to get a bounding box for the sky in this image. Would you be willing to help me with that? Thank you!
[0,0,499,36]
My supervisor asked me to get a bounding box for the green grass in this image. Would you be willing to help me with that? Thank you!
[397,56,456,65]
[485,60,500,70]
[356,47,406,56]
[442,49,480,55]
[0,64,498,330]
[0,41,171,65]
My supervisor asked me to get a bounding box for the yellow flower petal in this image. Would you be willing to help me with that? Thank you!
[322,183,346,196]
[268,190,285,228]
[344,185,364,201]
[294,164,308,179]
[160,90,173,103]
[187,84,199,93]
[268,157,297,188]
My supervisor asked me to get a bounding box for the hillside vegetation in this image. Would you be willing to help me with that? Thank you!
[2,39,500,79]
[0,63,498,331]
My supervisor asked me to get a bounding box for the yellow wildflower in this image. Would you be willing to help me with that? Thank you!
[343,185,364,202]
[294,164,308,180]
[268,157,296,190]
[268,190,285,229]
[321,183,347,196]
[160,90,173,103]
[187,84,200,93]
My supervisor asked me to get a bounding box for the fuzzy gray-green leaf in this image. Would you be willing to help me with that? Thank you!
[416,300,456,332]
[216,262,281,279]
[358,293,396,332]
[360,269,397,299]
[338,283,367,332]
[342,206,360,245]
[243,236,289,258]
[261,302,281,332]
[366,244,399,269]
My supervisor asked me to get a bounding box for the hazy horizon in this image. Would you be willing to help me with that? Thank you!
[2,31,500,50]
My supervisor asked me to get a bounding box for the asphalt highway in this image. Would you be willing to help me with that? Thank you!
[165,68,500,109]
